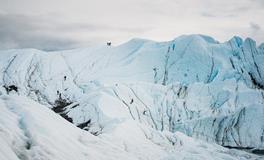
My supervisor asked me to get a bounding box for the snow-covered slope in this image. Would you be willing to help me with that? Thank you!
[0,95,136,160]
[0,95,261,160]
[0,34,264,159]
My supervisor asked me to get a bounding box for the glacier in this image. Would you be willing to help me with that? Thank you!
[0,34,264,159]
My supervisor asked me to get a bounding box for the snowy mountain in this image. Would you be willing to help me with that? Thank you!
[0,34,264,159]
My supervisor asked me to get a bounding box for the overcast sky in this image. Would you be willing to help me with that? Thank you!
[0,0,263,50]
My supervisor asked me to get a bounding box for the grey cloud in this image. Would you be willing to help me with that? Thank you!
[249,22,264,45]
[56,23,149,33]
[200,2,251,19]
[0,14,81,51]
[201,12,236,18]
[251,0,264,7]
[201,12,217,18]
[250,23,261,31]
[0,13,149,51]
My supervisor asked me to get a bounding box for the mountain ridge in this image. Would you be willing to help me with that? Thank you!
[1,34,263,52]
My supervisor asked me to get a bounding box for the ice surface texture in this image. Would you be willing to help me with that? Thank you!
[0,34,264,159]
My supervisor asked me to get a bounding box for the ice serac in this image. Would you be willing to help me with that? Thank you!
[177,105,264,148]
[0,34,264,158]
